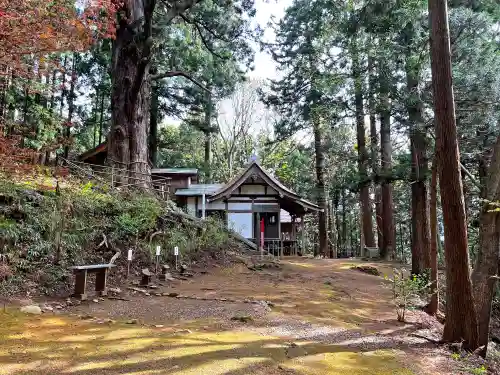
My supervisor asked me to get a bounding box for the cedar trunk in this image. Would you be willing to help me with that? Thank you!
[428,0,479,350]
[368,52,383,250]
[379,95,395,260]
[108,6,152,186]
[472,136,500,357]
[352,38,375,248]
[410,128,431,275]
[204,131,212,183]
[313,117,329,257]
[426,153,439,315]
[149,84,159,166]
[405,39,431,274]
[379,55,395,260]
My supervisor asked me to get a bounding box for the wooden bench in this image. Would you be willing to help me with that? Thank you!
[71,264,115,300]
[364,246,380,259]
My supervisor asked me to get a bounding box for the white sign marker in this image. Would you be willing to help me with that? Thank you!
[156,245,161,256]
[174,246,179,256]
[127,249,133,261]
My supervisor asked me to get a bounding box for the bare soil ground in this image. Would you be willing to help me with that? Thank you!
[0,258,468,374]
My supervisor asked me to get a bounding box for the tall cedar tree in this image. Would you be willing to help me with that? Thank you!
[350,33,375,249]
[428,0,478,349]
[378,40,395,260]
[261,1,335,257]
[108,0,255,185]
[472,136,500,356]
[403,22,431,275]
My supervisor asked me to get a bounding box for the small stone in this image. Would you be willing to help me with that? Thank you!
[144,292,151,297]
[126,319,138,325]
[96,319,105,324]
[162,264,170,270]
[65,298,73,306]
[167,292,179,297]
[92,299,99,303]
[231,315,253,323]
[148,285,158,289]
[80,314,94,320]
[155,293,162,297]
[154,324,164,328]
[42,305,53,312]
[108,287,122,294]
[20,305,42,315]
[352,265,380,276]
[174,329,192,334]
[55,305,63,310]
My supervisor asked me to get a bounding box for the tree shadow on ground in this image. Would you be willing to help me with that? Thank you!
[0,311,429,375]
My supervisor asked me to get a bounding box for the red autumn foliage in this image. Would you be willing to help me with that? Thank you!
[0,0,120,77]
[0,134,37,174]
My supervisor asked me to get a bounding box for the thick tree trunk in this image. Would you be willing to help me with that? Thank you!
[149,84,159,166]
[472,136,500,357]
[379,59,395,260]
[352,38,375,248]
[328,200,338,258]
[429,0,479,350]
[342,189,347,255]
[204,131,212,183]
[410,129,431,274]
[59,56,67,118]
[333,191,341,256]
[368,52,383,250]
[99,90,105,144]
[426,153,439,315]
[49,68,57,112]
[405,38,431,274]
[379,103,395,260]
[92,87,100,148]
[108,3,153,186]
[313,117,329,257]
[64,53,77,159]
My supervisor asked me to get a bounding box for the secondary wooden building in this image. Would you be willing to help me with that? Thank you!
[175,161,321,254]
[77,142,198,199]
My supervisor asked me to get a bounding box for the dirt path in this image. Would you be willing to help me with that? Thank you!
[0,258,462,374]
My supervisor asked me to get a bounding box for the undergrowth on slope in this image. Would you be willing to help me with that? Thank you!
[0,179,238,297]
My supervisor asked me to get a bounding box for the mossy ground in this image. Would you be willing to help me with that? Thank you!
[0,258,453,374]
[0,310,413,375]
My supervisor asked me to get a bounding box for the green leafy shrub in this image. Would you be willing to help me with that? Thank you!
[385,268,431,322]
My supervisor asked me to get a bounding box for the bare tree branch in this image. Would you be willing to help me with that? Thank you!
[152,70,210,92]
[178,13,227,60]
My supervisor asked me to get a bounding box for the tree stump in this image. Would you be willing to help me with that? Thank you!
[140,268,152,286]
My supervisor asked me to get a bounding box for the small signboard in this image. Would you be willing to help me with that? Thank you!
[156,245,161,256]
[127,249,133,261]
[174,246,179,256]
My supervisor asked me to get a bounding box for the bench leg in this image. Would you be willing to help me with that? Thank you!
[95,269,108,296]
[74,270,88,300]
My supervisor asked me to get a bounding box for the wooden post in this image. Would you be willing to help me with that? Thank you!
[74,270,88,300]
[256,212,261,259]
[95,268,108,296]
[359,205,365,257]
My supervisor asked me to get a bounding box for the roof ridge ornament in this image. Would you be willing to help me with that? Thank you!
[249,151,258,164]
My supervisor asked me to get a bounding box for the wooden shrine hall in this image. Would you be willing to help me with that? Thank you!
[175,161,322,255]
